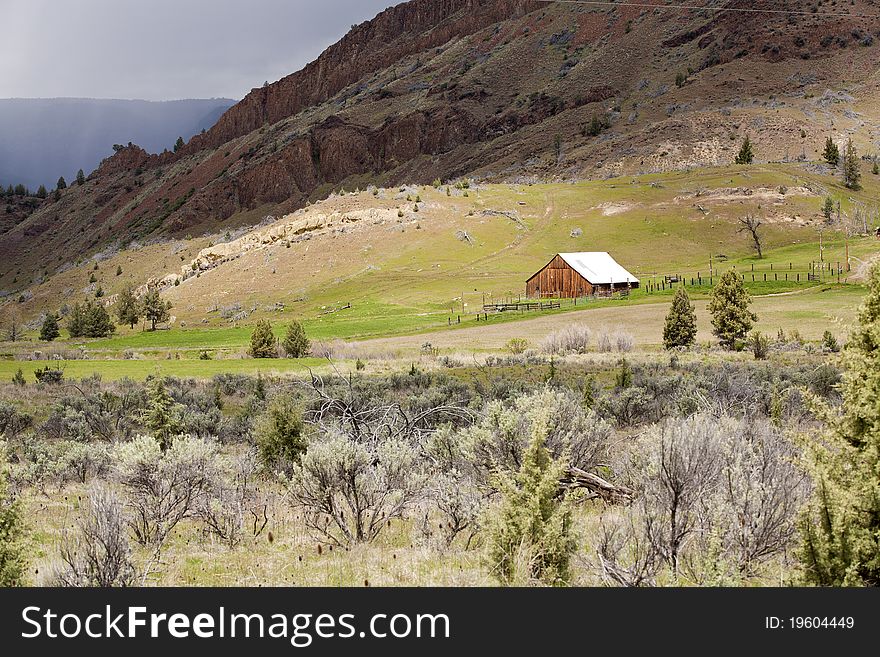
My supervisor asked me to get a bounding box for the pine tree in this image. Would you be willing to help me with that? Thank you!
[35,185,47,199]
[249,320,277,358]
[39,313,60,342]
[141,287,171,331]
[56,176,66,190]
[0,450,27,586]
[663,287,698,349]
[143,377,183,452]
[174,136,185,153]
[76,169,86,185]
[116,285,141,329]
[486,405,576,586]
[843,139,861,190]
[734,135,754,165]
[708,270,756,349]
[799,264,880,585]
[281,320,310,358]
[823,137,840,167]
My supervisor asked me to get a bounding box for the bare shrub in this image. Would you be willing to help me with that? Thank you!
[422,425,483,547]
[541,325,592,355]
[197,448,268,547]
[52,484,136,587]
[287,431,426,546]
[114,435,218,548]
[599,414,807,584]
[614,330,635,353]
[596,330,613,352]
[464,387,612,479]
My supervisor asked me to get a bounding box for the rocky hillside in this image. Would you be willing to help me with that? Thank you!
[2,0,879,296]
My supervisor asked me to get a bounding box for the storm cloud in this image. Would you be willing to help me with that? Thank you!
[0,0,395,101]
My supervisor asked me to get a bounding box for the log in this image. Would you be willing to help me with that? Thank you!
[561,466,634,505]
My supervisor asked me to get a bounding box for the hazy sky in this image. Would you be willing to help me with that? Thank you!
[0,0,395,101]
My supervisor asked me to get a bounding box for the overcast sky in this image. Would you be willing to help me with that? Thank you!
[0,0,395,101]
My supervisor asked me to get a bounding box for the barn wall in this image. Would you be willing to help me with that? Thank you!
[526,255,593,298]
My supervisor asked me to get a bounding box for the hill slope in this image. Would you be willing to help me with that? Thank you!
[2,0,879,296]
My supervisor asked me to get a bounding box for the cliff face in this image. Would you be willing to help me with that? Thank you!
[2,0,878,294]
[186,0,542,152]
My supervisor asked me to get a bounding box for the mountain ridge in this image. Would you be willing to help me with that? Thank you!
[2,0,878,296]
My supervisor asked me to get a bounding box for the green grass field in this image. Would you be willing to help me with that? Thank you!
[0,357,329,382]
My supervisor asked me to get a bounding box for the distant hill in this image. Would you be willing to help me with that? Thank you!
[0,97,236,189]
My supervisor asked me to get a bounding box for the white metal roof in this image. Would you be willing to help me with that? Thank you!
[558,252,639,285]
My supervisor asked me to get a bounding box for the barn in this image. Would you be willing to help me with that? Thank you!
[526,252,640,298]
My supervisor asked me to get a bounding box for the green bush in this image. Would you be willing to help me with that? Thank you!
[256,397,307,470]
[485,404,576,586]
[0,449,27,586]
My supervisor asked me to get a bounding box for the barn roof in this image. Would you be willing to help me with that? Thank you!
[557,252,639,285]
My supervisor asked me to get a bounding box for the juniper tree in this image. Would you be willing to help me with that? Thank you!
[143,377,183,452]
[0,450,27,586]
[249,319,277,358]
[76,169,86,185]
[281,320,310,358]
[735,136,754,165]
[709,270,756,349]
[663,287,698,349]
[823,136,840,167]
[822,196,834,222]
[485,405,576,586]
[843,139,861,190]
[798,264,880,586]
[39,313,60,342]
[174,136,185,152]
[56,176,67,190]
[116,284,141,329]
[36,185,47,199]
[142,287,171,331]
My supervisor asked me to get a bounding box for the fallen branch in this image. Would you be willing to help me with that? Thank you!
[561,466,634,505]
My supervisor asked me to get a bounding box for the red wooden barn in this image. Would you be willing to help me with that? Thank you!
[526,252,640,298]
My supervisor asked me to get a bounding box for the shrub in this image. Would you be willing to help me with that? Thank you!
[464,387,611,478]
[34,366,64,385]
[288,431,425,545]
[197,448,267,547]
[12,369,25,387]
[249,319,277,358]
[750,331,770,360]
[0,402,32,439]
[485,404,576,586]
[114,435,218,548]
[255,396,307,471]
[505,338,530,355]
[52,484,136,587]
[615,331,635,353]
[821,330,840,353]
[0,447,27,586]
[541,325,591,355]
[600,414,805,584]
